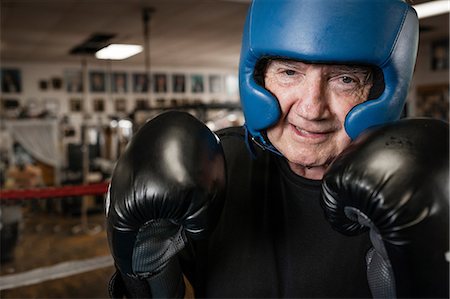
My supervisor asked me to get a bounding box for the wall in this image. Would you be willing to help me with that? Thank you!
[0,60,241,170]
[0,60,240,125]
[2,36,448,122]
[409,37,449,118]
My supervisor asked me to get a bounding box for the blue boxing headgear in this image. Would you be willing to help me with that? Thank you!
[239,0,419,150]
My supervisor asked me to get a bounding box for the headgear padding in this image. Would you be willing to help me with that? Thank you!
[239,0,419,147]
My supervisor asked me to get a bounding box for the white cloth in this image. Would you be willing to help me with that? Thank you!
[5,119,60,168]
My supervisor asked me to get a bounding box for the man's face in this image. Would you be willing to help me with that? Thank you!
[264,59,373,179]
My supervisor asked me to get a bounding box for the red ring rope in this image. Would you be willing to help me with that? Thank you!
[0,182,109,200]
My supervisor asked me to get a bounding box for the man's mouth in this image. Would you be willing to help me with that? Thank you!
[292,124,332,140]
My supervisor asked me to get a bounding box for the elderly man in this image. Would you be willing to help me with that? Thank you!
[105,0,449,298]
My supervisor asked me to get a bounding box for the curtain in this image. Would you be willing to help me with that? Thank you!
[6,119,60,168]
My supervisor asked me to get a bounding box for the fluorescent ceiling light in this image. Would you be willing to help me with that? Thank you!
[95,44,143,60]
[413,0,449,19]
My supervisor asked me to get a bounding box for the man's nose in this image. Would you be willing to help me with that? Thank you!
[293,77,329,120]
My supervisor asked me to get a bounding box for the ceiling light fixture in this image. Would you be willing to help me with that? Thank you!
[413,0,449,19]
[95,44,143,60]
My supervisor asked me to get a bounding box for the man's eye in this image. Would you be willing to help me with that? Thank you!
[341,76,355,84]
[284,69,296,76]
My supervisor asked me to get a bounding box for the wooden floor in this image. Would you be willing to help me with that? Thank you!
[1,202,195,298]
[1,207,114,298]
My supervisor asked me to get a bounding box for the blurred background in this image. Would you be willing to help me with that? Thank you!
[0,0,448,298]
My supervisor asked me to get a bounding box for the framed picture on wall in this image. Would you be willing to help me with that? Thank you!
[93,98,105,112]
[209,75,223,93]
[172,74,186,93]
[181,98,191,106]
[155,98,166,107]
[70,98,83,112]
[135,98,149,110]
[1,68,22,93]
[65,70,83,92]
[416,84,449,122]
[89,71,106,92]
[115,98,127,112]
[0,98,20,118]
[44,98,60,115]
[154,74,167,93]
[39,80,48,91]
[112,72,128,93]
[431,38,449,71]
[225,74,239,96]
[63,126,76,138]
[191,74,204,93]
[132,73,149,93]
[191,98,202,105]
[25,98,41,116]
[1,98,20,110]
[51,77,63,90]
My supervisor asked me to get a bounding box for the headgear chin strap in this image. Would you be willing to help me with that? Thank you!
[239,0,419,151]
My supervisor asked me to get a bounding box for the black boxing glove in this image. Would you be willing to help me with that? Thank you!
[321,118,449,298]
[105,111,226,298]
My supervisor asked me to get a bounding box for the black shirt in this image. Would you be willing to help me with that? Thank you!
[189,127,372,298]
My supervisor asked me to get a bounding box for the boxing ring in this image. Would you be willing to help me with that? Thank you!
[0,182,108,200]
[0,182,112,292]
